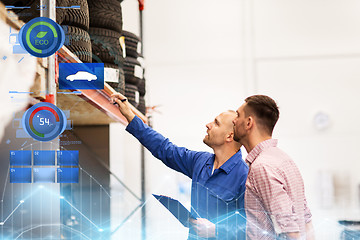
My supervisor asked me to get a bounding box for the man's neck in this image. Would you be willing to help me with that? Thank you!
[244,134,272,154]
[213,146,238,169]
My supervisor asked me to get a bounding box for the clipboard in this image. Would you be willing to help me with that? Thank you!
[153,194,199,228]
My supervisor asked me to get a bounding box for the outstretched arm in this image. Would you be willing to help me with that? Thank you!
[111,92,204,178]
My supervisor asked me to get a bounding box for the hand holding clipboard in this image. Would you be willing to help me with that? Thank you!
[153,194,200,228]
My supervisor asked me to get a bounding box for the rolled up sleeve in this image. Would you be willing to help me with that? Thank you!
[304,197,312,224]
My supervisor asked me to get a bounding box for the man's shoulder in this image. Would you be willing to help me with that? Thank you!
[191,151,213,163]
[194,151,213,158]
[235,156,249,171]
[252,147,293,171]
[189,151,215,174]
[259,146,291,160]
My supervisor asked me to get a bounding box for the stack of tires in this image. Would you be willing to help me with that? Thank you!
[61,0,92,63]
[87,0,125,94]
[1,0,93,63]
[3,0,147,114]
[122,30,146,115]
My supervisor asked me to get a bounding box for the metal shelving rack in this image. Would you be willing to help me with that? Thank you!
[1,0,149,239]
[56,0,149,238]
[138,1,147,239]
[55,1,149,239]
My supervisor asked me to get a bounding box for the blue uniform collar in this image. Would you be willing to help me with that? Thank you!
[205,150,242,174]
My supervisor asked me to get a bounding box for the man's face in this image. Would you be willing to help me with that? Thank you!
[203,112,236,148]
[233,104,247,143]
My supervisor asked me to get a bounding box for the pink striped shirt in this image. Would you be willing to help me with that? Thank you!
[245,139,312,239]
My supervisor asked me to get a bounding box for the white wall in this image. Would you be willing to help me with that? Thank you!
[113,0,360,239]
[251,2,360,238]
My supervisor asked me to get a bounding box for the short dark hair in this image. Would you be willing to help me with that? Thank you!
[244,95,279,135]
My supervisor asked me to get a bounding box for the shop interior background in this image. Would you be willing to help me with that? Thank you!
[1,0,360,239]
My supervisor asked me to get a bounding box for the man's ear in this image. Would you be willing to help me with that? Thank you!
[227,132,234,142]
[246,116,254,130]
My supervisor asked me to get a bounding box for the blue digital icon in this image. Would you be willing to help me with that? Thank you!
[9,150,80,184]
[18,17,65,58]
[33,150,56,165]
[57,150,79,166]
[9,32,28,54]
[59,63,104,90]
[9,27,28,54]
[33,168,56,183]
[57,168,79,183]
[10,150,31,166]
[10,168,32,183]
[22,102,67,142]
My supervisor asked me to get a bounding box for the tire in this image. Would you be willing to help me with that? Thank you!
[62,25,92,63]
[3,0,67,24]
[122,30,141,44]
[62,0,89,31]
[137,78,146,96]
[119,67,125,94]
[138,96,146,115]
[104,63,119,68]
[125,84,139,107]
[122,30,141,58]
[125,43,140,58]
[107,82,119,91]
[56,0,68,24]
[89,27,124,66]
[124,57,142,85]
[88,0,122,33]
[104,63,125,95]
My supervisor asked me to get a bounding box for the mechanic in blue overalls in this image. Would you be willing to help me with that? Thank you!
[111,93,248,240]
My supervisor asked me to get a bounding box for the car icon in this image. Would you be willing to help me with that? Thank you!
[66,71,97,81]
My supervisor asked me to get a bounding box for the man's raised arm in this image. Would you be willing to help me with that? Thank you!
[111,93,204,178]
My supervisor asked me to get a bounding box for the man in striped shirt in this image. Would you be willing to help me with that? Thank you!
[232,95,315,240]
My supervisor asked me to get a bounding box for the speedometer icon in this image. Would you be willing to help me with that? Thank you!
[22,102,67,142]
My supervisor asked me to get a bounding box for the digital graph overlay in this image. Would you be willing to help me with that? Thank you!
[10,150,79,183]
[1,153,322,240]
[1,143,144,239]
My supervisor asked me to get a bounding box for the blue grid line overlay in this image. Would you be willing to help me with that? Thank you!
[10,150,31,166]
[33,168,56,183]
[57,150,78,166]
[10,168,31,183]
[9,150,79,183]
[57,168,79,183]
[33,150,55,165]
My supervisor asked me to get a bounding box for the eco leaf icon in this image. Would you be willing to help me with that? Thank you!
[36,31,47,38]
